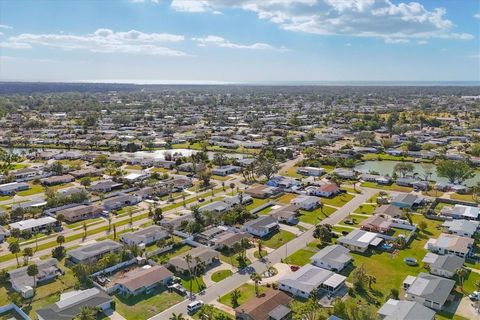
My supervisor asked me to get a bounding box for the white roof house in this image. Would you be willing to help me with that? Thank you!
[337,229,383,253]
[278,264,346,299]
[9,217,57,232]
[378,299,435,320]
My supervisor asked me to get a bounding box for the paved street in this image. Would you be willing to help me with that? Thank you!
[149,187,376,319]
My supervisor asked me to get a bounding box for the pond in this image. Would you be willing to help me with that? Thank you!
[355,160,480,186]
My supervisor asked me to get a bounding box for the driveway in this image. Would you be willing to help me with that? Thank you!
[204,262,236,287]
[455,296,479,319]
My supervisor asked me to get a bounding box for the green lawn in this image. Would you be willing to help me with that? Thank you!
[114,286,184,320]
[320,193,354,207]
[450,193,475,203]
[191,306,234,319]
[211,269,233,282]
[153,244,192,264]
[218,284,266,307]
[253,250,268,259]
[286,248,317,266]
[246,198,270,211]
[0,195,13,201]
[354,204,377,215]
[17,184,44,196]
[280,166,303,178]
[361,181,413,192]
[276,193,297,204]
[179,275,206,293]
[219,252,251,268]
[339,214,369,227]
[262,230,296,249]
[298,205,336,224]
[212,175,232,181]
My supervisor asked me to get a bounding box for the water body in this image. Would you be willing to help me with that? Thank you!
[8,147,251,161]
[355,160,480,186]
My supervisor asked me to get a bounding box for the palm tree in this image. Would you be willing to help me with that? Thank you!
[27,263,39,294]
[230,289,241,308]
[258,240,263,258]
[456,268,468,291]
[169,313,186,320]
[184,254,194,298]
[82,222,88,240]
[107,214,112,232]
[23,247,33,265]
[9,241,21,267]
[368,275,377,290]
[56,235,65,247]
[250,272,262,297]
[75,306,96,320]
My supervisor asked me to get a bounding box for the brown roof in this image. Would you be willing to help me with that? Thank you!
[269,204,299,220]
[235,289,292,320]
[116,265,173,292]
[375,205,402,217]
[58,204,103,220]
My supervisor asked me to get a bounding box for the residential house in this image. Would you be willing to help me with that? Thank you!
[306,184,340,198]
[267,176,301,189]
[337,229,383,253]
[57,204,103,223]
[212,165,241,176]
[442,219,479,237]
[8,258,62,298]
[168,246,219,273]
[245,184,281,199]
[278,264,346,299]
[291,195,320,211]
[36,288,113,320]
[310,245,352,272]
[67,240,122,264]
[0,182,29,195]
[427,233,474,258]
[422,253,464,278]
[115,265,173,296]
[391,193,423,209]
[243,216,279,237]
[40,174,75,186]
[120,225,169,247]
[102,194,140,211]
[89,180,123,193]
[297,167,325,177]
[360,215,393,234]
[377,299,435,320]
[122,172,150,183]
[9,217,58,234]
[234,289,292,320]
[198,201,231,214]
[403,273,455,310]
[440,204,479,220]
[331,168,356,180]
[269,204,299,224]
[374,205,403,219]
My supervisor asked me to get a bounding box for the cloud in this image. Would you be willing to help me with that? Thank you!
[467,54,480,60]
[129,0,160,3]
[0,28,188,56]
[171,0,212,12]
[0,24,13,30]
[171,0,473,43]
[192,35,287,50]
[474,13,480,19]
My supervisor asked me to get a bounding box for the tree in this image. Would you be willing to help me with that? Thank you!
[291,293,324,320]
[313,224,332,246]
[456,268,468,291]
[82,222,88,240]
[368,274,376,289]
[394,162,414,178]
[389,288,399,299]
[418,220,427,233]
[80,177,91,187]
[75,306,97,320]
[351,264,369,291]
[169,313,186,320]
[198,304,215,320]
[9,241,21,266]
[57,235,65,246]
[153,207,163,224]
[184,254,194,299]
[27,263,39,294]
[250,272,262,297]
[257,240,264,258]
[403,208,413,225]
[23,247,33,265]
[230,289,241,308]
[255,156,279,180]
[437,160,474,184]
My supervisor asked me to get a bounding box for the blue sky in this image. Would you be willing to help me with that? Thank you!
[0,0,479,83]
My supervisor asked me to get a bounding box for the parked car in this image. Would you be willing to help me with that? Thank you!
[290,265,300,272]
[404,257,418,266]
[469,291,479,301]
[168,283,187,296]
[187,300,204,313]
[198,198,205,202]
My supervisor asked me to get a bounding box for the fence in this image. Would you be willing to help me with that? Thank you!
[0,304,31,320]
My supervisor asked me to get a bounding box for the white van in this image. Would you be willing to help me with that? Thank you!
[187,300,204,313]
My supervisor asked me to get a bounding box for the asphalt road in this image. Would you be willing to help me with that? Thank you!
[149,187,377,320]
